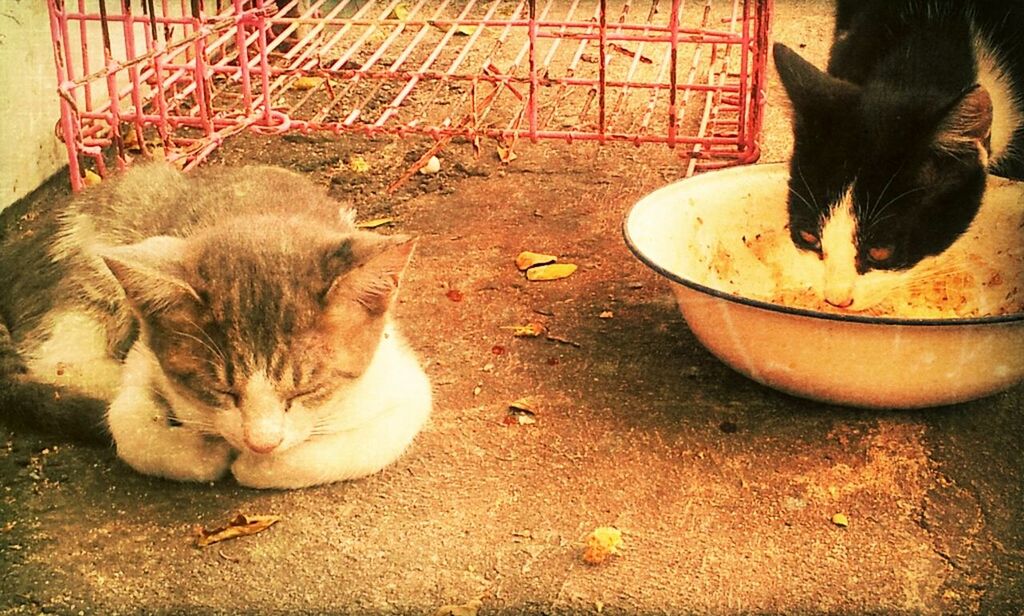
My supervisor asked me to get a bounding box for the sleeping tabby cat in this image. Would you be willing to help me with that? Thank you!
[774,0,1024,310]
[0,164,431,489]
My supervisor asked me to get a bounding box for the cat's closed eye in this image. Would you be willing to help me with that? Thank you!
[287,385,327,403]
[213,389,240,406]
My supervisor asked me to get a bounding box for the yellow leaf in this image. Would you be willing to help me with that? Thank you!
[194,513,280,547]
[515,251,557,271]
[348,154,371,173]
[582,526,623,565]
[292,76,324,90]
[831,513,849,527]
[599,310,614,319]
[508,398,537,414]
[391,3,410,20]
[454,24,478,36]
[497,143,518,163]
[356,217,395,229]
[83,169,102,187]
[526,263,577,281]
[507,322,545,337]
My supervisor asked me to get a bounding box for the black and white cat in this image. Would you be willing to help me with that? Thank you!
[0,164,431,489]
[774,0,1023,310]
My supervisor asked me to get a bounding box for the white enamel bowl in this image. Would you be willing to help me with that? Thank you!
[623,164,1024,409]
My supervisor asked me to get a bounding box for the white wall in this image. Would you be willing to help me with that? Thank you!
[0,0,67,212]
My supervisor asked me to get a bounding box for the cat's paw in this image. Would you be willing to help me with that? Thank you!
[230,453,285,489]
[115,428,233,483]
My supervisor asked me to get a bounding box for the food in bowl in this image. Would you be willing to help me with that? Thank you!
[623,164,1024,409]
[693,177,1024,319]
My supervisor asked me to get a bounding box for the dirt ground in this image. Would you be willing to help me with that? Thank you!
[2,1,1023,614]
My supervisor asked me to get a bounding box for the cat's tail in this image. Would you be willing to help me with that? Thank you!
[0,324,112,446]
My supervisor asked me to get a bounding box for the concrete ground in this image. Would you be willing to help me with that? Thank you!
[2,1,1023,614]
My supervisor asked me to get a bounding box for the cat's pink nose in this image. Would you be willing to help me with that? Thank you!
[244,438,282,454]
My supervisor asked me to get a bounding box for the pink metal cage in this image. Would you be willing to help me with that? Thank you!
[48,0,773,190]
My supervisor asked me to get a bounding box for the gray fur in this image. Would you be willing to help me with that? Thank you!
[0,163,407,443]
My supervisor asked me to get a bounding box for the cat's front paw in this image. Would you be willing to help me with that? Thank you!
[230,452,284,489]
[115,427,233,483]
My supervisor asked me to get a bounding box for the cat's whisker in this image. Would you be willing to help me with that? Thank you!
[866,185,929,226]
[181,317,227,360]
[787,186,817,214]
[170,328,226,363]
[862,167,904,225]
[797,166,820,209]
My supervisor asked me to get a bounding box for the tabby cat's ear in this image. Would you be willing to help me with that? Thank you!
[773,43,860,116]
[933,85,993,164]
[326,234,416,316]
[99,236,201,314]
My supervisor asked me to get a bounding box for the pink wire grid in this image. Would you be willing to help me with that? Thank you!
[47,0,774,190]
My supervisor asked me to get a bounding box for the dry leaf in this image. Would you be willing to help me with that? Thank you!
[599,310,614,319]
[420,155,441,174]
[497,143,518,163]
[83,169,102,187]
[356,217,395,229]
[454,24,478,36]
[508,398,537,414]
[582,526,623,565]
[391,3,410,20]
[526,263,577,281]
[506,398,538,425]
[433,599,482,616]
[292,76,325,90]
[508,322,545,337]
[194,514,280,547]
[515,251,558,271]
[831,513,849,527]
[348,154,370,173]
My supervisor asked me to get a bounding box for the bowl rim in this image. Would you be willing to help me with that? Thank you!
[623,164,1024,327]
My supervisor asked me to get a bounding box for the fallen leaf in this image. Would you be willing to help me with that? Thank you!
[433,599,482,616]
[419,155,441,174]
[195,514,280,547]
[582,526,623,565]
[454,24,478,36]
[515,251,558,271]
[506,398,538,425]
[391,3,410,20]
[292,76,325,90]
[831,513,849,527]
[356,217,395,229]
[497,143,518,163]
[599,310,614,319]
[545,334,580,348]
[526,263,578,281]
[473,384,482,396]
[83,169,102,187]
[348,154,370,173]
[508,322,545,337]
[508,398,537,414]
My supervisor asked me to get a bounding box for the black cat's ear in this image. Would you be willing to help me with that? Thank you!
[773,43,860,116]
[933,85,993,164]
[99,236,201,314]
[325,234,416,316]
